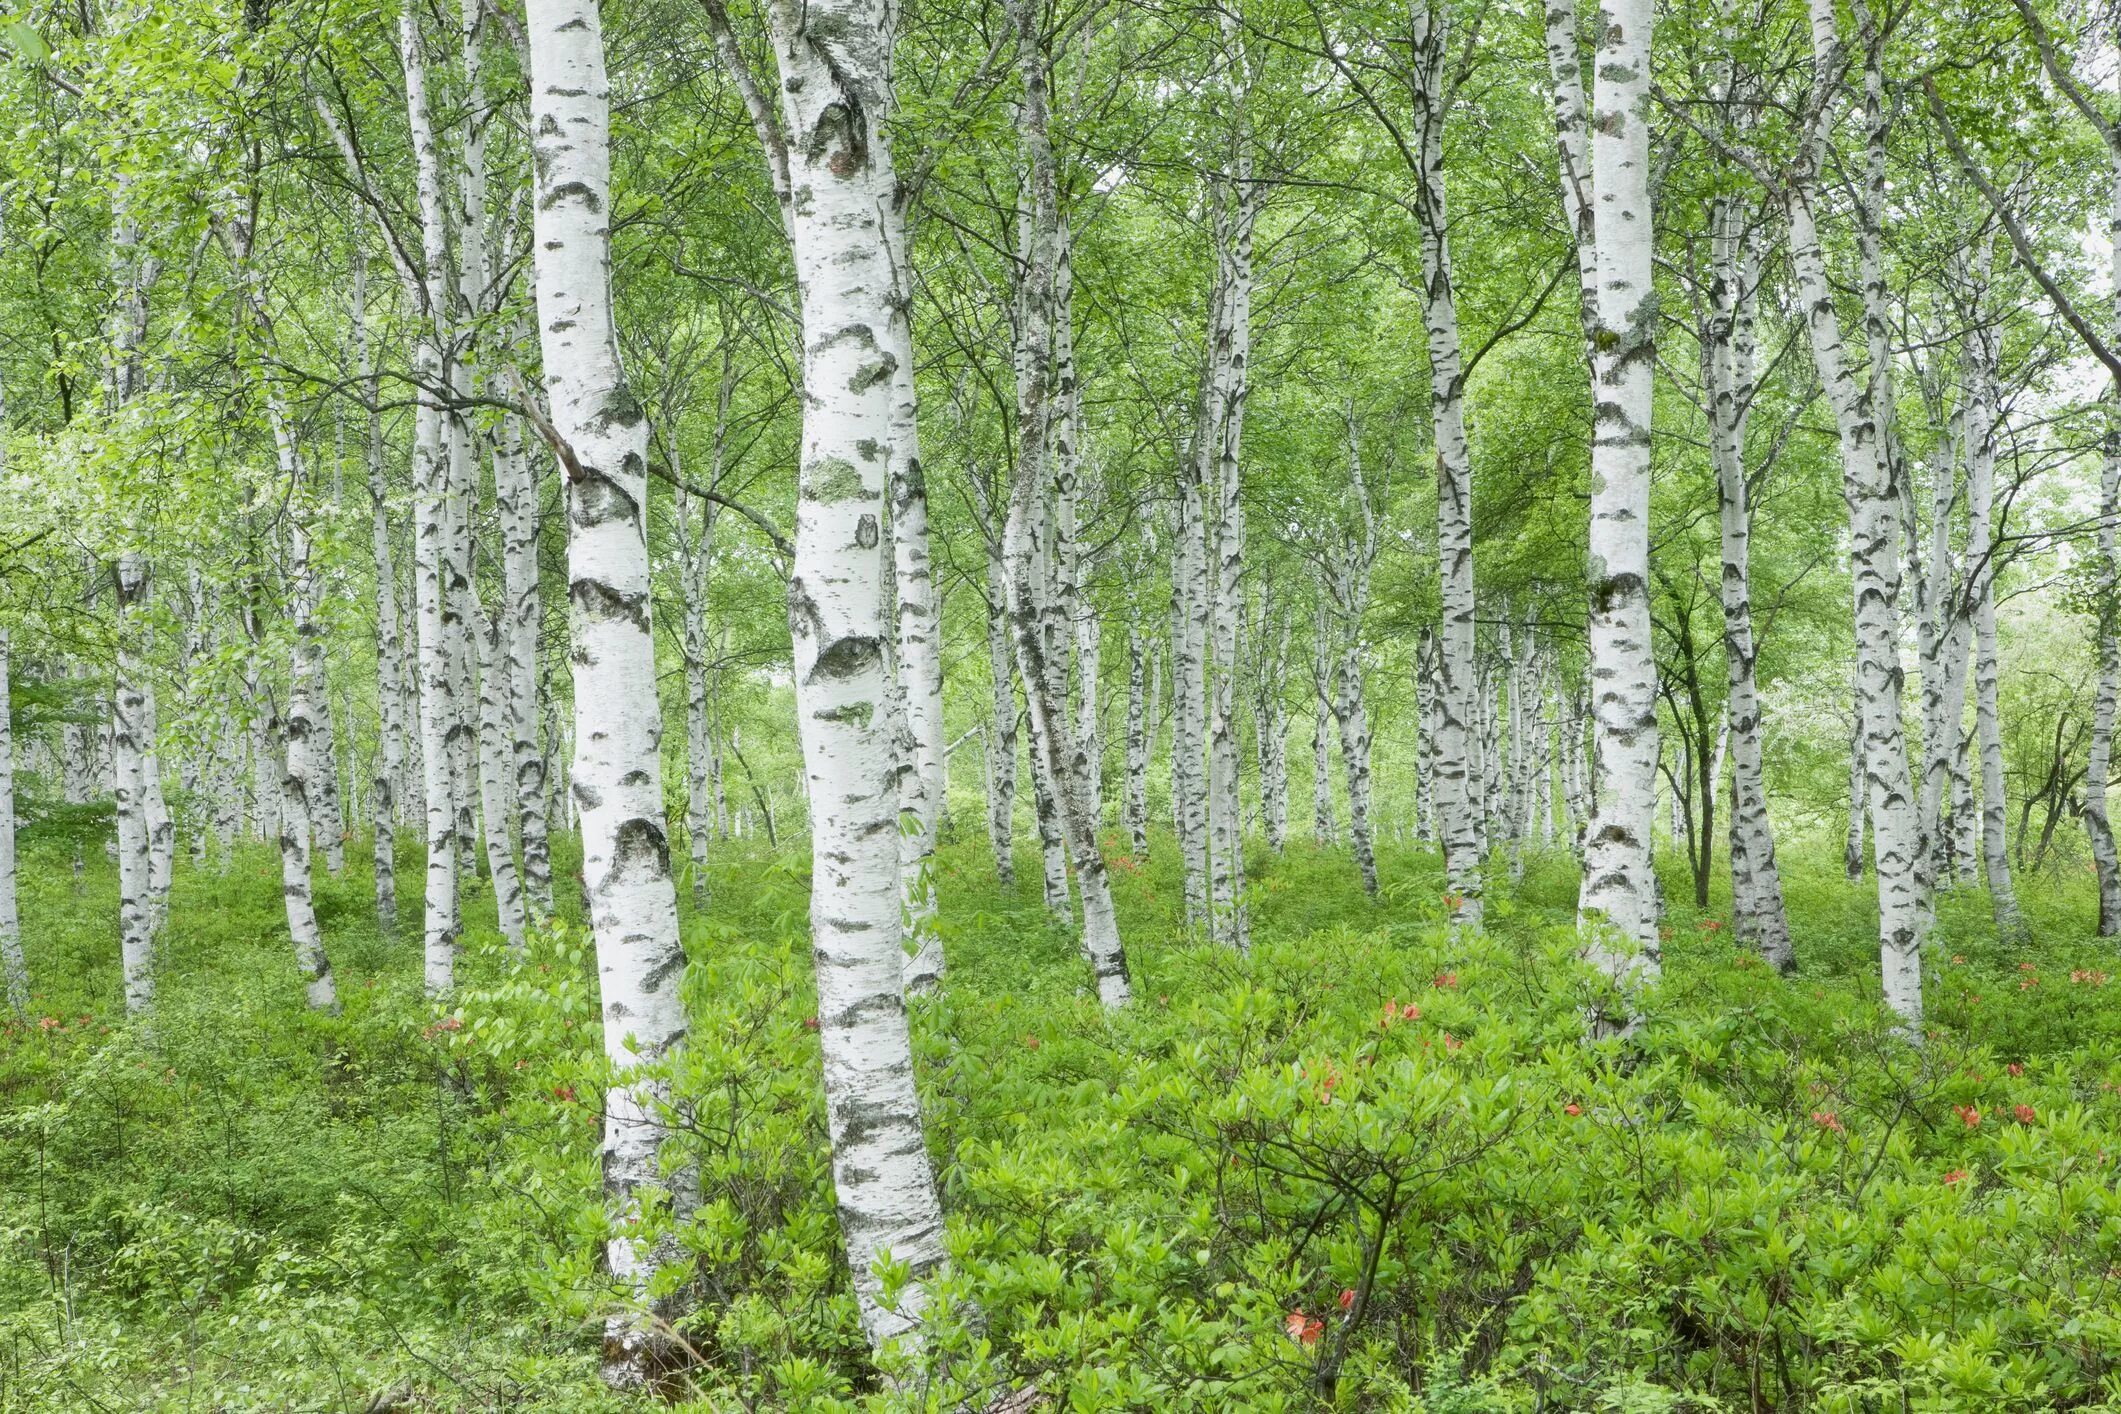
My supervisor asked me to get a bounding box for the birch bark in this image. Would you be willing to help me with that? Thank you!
[1705,199,1793,969]
[760,0,951,1350]
[525,0,696,1378]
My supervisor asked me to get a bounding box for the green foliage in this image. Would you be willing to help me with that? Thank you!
[12,834,2121,1410]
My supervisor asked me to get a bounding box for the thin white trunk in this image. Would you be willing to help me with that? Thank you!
[404,8,461,993]
[883,193,946,990]
[476,604,528,951]
[281,528,341,1014]
[526,0,695,1380]
[762,0,950,1352]
[984,548,1020,886]
[498,393,553,921]
[1124,620,1150,856]
[1706,198,1793,969]
[1311,593,1338,847]
[2088,136,2121,933]
[1007,0,1132,1003]
[1792,0,1925,1028]
[0,630,22,1014]
[356,237,402,932]
[114,555,155,1014]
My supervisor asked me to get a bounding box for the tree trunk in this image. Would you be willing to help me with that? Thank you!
[1706,198,1793,969]
[761,0,951,1353]
[1007,0,1132,1002]
[404,7,461,993]
[2087,139,2121,934]
[355,237,402,933]
[0,630,23,1014]
[497,395,553,921]
[1125,620,1150,857]
[476,605,528,951]
[114,555,156,1015]
[985,550,1020,886]
[1791,0,1925,1029]
[1563,0,1661,1002]
[527,0,697,1380]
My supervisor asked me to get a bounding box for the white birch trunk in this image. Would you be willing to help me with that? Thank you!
[2087,138,2121,933]
[356,237,402,932]
[114,555,155,1014]
[498,399,554,921]
[1124,620,1150,856]
[526,0,695,1379]
[0,630,22,1014]
[1792,0,1925,1028]
[404,8,461,993]
[1706,199,1793,969]
[883,194,947,989]
[1008,0,1132,1001]
[761,0,950,1352]
[984,549,1020,886]
[476,605,528,951]
[281,529,341,1014]
[1567,0,1662,998]
[1311,593,1337,846]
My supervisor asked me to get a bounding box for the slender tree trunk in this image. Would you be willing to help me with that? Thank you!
[1790,0,1925,1028]
[1008,0,1132,1001]
[1311,594,1338,847]
[355,239,402,933]
[114,555,155,1014]
[883,196,947,990]
[1125,620,1150,856]
[527,0,697,1379]
[498,396,553,921]
[761,0,951,1352]
[280,543,340,1014]
[404,8,461,993]
[1706,198,1793,969]
[2087,141,2121,934]
[0,630,23,1014]
[476,606,529,951]
[678,451,719,911]
[985,551,1019,886]
[1172,406,1212,927]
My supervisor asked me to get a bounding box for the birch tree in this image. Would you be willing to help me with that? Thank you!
[524,0,694,1379]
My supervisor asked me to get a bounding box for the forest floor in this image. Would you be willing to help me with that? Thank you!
[4,828,2121,1411]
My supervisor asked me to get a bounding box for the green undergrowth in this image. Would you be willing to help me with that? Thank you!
[5,829,2121,1411]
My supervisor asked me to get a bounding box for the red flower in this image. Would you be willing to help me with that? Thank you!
[1698,918,1723,932]
[553,1085,577,1103]
[1337,1288,1356,1312]
[1435,972,1459,990]
[1023,1035,1041,1049]
[37,1016,59,1032]
[2014,1104,2037,1125]
[1943,1169,1967,1185]
[1564,1103,1582,1117]
[1443,892,1464,910]
[2007,1063,2025,1078]
[801,1016,819,1030]
[1443,1033,1462,1052]
[1955,1105,1981,1128]
[1402,1002,1420,1020]
[2019,962,2038,972]
[1811,1110,1845,1135]
[2020,978,2038,991]
[1951,954,1966,966]
[1285,1311,1323,1346]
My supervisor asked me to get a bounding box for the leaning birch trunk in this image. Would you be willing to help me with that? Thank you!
[1009,0,1132,1002]
[404,8,460,993]
[475,606,528,952]
[1565,0,1662,1003]
[1124,620,1150,856]
[985,551,1020,886]
[1706,199,1793,970]
[760,0,951,1353]
[0,630,22,1014]
[1790,0,1925,1028]
[355,239,402,932]
[114,555,155,1014]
